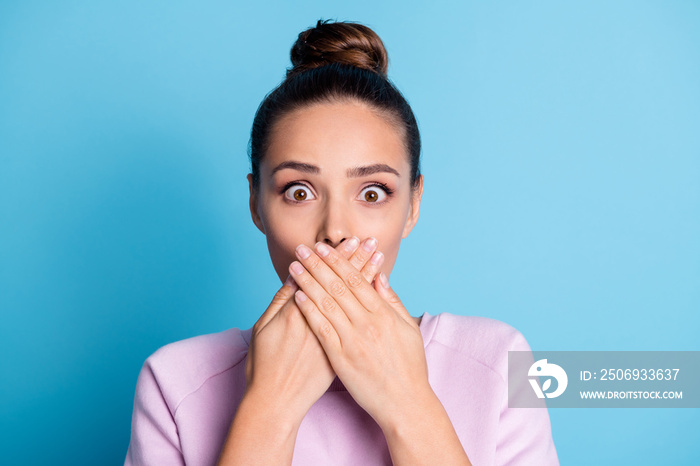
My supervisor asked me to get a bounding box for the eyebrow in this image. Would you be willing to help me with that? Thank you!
[270,161,319,176]
[271,161,400,178]
[347,163,400,178]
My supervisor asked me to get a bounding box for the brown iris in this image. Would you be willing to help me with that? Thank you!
[293,189,307,201]
[365,190,378,202]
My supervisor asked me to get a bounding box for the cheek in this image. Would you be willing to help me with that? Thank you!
[360,214,408,275]
[375,234,401,275]
[260,205,310,281]
[265,234,300,282]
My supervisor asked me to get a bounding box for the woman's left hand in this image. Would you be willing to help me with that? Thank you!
[288,237,432,431]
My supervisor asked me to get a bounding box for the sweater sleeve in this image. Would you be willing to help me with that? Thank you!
[494,329,560,466]
[124,358,185,466]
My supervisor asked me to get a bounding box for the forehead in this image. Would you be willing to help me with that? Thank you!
[263,100,409,176]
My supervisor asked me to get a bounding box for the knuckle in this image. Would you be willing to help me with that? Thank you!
[349,255,362,270]
[304,303,317,316]
[330,280,346,297]
[346,271,363,288]
[321,297,336,312]
[307,257,321,270]
[296,274,312,287]
[353,249,369,265]
[319,323,333,338]
[388,293,402,305]
[326,251,339,265]
[271,289,289,306]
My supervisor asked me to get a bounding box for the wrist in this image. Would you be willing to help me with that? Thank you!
[378,387,472,465]
[379,385,441,438]
[241,383,308,430]
[218,388,303,465]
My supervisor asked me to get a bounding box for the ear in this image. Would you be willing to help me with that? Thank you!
[401,175,423,239]
[248,173,265,234]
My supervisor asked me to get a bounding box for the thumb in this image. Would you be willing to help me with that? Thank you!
[256,275,298,332]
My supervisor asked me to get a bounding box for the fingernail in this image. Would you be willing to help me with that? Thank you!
[345,236,360,252]
[315,242,331,257]
[379,272,390,289]
[296,244,311,260]
[286,276,298,291]
[370,251,383,265]
[295,290,307,302]
[363,237,377,252]
[290,261,304,275]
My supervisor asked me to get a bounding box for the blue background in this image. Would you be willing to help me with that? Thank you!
[1,1,698,464]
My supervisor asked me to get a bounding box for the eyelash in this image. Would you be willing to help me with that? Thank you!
[280,181,395,205]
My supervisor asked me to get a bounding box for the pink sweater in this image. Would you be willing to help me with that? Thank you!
[125,311,559,465]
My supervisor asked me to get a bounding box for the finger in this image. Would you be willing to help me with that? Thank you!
[294,289,342,361]
[336,236,382,284]
[375,272,414,325]
[360,249,384,285]
[310,240,389,319]
[289,250,355,336]
[255,275,298,331]
[347,236,378,273]
[335,236,361,260]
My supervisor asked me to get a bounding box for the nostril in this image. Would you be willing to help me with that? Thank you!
[324,238,347,248]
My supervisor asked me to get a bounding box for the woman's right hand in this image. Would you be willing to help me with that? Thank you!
[243,236,385,423]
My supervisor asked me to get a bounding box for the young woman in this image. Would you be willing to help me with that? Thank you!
[125,19,559,466]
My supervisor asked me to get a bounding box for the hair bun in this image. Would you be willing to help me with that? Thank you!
[289,19,389,78]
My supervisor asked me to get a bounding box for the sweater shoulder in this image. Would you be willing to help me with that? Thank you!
[428,313,532,379]
[142,327,251,413]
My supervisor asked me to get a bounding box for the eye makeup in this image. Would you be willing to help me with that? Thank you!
[278,180,396,205]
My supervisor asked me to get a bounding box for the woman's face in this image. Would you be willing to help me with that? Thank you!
[248,99,423,283]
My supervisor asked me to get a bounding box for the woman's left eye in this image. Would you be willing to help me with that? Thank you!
[358,185,388,203]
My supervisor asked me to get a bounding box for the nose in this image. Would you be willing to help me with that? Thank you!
[316,199,352,248]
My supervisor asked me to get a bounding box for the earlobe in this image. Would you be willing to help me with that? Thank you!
[401,175,424,239]
[247,173,266,234]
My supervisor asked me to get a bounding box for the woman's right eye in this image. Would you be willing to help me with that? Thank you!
[284,184,316,202]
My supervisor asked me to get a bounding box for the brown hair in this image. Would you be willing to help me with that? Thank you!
[289,21,388,78]
[249,19,421,190]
